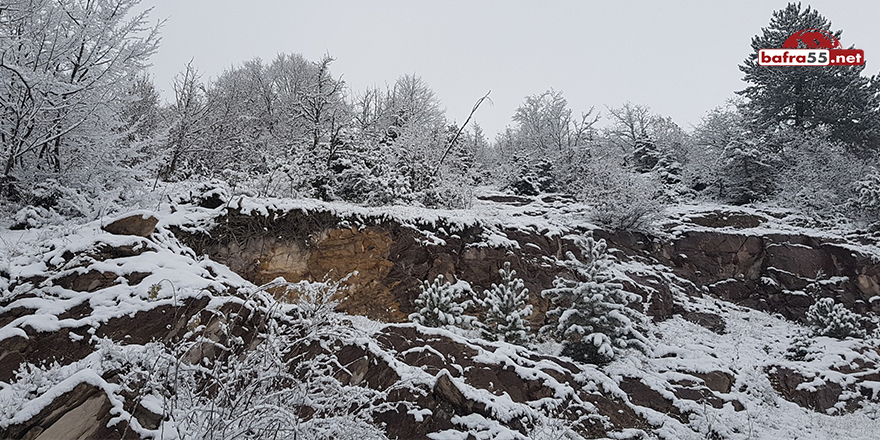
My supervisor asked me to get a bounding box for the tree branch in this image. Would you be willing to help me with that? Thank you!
[431,90,492,177]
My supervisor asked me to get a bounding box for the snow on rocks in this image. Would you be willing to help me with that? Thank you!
[3,197,880,439]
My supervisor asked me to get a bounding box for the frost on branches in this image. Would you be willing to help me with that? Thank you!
[541,235,649,364]
[478,262,533,345]
[409,275,469,328]
[806,298,866,339]
[851,168,880,221]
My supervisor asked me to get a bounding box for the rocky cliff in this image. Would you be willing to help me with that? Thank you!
[2,196,880,439]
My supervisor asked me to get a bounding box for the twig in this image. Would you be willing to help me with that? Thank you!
[431,90,492,177]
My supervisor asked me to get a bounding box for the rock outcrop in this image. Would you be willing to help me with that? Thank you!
[4,201,880,438]
[657,221,880,327]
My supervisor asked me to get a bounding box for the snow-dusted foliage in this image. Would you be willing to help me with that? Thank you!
[166,292,386,439]
[571,158,663,232]
[851,168,880,221]
[806,298,866,339]
[776,135,863,217]
[719,137,779,205]
[478,262,533,345]
[541,235,649,364]
[496,89,597,196]
[0,280,387,440]
[409,275,469,328]
[739,3,880,155]
[0,0,160,199]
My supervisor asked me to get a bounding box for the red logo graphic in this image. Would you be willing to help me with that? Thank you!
[758,28,864,66]
[782,28,841,49]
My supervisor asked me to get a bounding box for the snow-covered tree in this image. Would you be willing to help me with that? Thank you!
[409,275,468,328]
[479,262,533,345]
[688,103,745,196]
[604,103,687,188]
[738,3,880,157]
[851,168,880,221]
[571,157,663,231]
[161,62,210,180]
[719,137,779,205]
[775,134,864,217]
[0,0,160,193]
[498,90,597,194]
[541,235,649,364]
[806,298,866,339]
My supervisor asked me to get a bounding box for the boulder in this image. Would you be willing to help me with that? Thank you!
[102,211,159,237]
[0,382,135,440]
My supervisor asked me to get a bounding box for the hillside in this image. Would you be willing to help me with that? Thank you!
[2,191,880,439]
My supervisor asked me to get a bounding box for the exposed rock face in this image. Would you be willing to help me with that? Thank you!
[766,366,847,412]
[657,229,880,325]
[176,208,579,324]
[348,324,651,439]
[175,208,696,327]
[7,204,880,438]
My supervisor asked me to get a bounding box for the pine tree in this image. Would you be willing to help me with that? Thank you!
[719,137,779,205]
[409,275,467,328]
[737,3,880,157]
[479,262,533,345]
[851,168,880,220]
[541,236,649,364]
[806,298,865,339]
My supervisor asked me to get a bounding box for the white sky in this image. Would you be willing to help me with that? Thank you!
[142,0,880,138]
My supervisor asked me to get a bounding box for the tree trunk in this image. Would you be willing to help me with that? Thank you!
[794,80,804,127]
[53,137,62,173]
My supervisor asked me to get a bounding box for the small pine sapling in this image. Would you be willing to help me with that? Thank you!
[541,235,649,364]
[805,298,866,339]
[410,275,468,328]
[479,262,533,345]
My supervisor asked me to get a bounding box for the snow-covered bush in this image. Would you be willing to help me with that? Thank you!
[805,298,865,339]
[541,235,649,364]
[186,179,230,208]
[506,154,556,196]
[417,177,474,209]
[9,206,64,230]
[850,168,880,222]
[268,277,345,339]
[0,280,388,440]
[409,275,469,328]
[169,315,386,439]
[718,137,779,205]
[478,262,533,345]
[573,162,663,232]
[773,134,863,218]
[785,332,817,361]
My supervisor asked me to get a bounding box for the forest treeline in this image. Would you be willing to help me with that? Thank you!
[2,1,879,229]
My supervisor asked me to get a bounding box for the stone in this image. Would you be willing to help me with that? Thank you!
[619,377,687,423]
[766,366,851,412]
[102,211,159,237]
[686,211,766,229]
[692,370,735,394]
[683,311,727,334]
[1,382,135,440]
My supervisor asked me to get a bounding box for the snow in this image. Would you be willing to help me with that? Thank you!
[2,368,118,427]
[3,194,880,439]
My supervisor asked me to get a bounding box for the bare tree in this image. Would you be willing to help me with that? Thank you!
[511,89,597,157]
[161,62,209,180]
[604,102,654,156]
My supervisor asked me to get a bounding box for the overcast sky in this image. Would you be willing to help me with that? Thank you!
[142,1,880,138]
